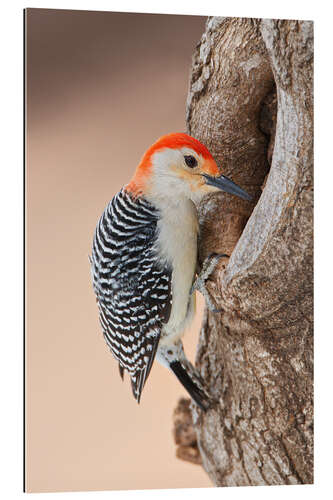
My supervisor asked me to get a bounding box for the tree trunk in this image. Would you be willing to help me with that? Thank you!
[174,17,313,487]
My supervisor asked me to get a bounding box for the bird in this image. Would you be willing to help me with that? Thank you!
[90,133,252,411]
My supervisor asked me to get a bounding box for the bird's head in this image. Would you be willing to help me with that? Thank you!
[126,133,252,204]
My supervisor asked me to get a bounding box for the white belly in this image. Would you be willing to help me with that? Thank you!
[155,198,198,346]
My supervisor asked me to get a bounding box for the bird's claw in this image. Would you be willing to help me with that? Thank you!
[191,252,229,313]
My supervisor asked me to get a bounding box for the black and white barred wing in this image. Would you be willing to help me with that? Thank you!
[91,189,172,403]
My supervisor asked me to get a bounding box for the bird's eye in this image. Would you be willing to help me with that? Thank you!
[184,155,198,168]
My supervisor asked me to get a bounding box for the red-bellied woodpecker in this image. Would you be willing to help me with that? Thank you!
[91,133,252,411]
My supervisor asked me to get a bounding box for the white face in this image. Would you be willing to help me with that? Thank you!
[146,147,220,204]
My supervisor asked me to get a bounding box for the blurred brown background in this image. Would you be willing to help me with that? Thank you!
[25,8,210,492]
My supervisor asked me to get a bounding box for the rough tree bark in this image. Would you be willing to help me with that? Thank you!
[173,18,313,487]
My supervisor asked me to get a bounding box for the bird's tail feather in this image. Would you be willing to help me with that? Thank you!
[170,360,212,412]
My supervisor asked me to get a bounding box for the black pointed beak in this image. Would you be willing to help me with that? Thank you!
[202,173,253,201]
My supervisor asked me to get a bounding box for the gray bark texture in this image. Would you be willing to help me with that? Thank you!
[173,17,313,487]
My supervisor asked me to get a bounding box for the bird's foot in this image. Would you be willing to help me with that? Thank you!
[191,253,229,313]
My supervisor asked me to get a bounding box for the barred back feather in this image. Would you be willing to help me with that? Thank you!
[91,188,172,402]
